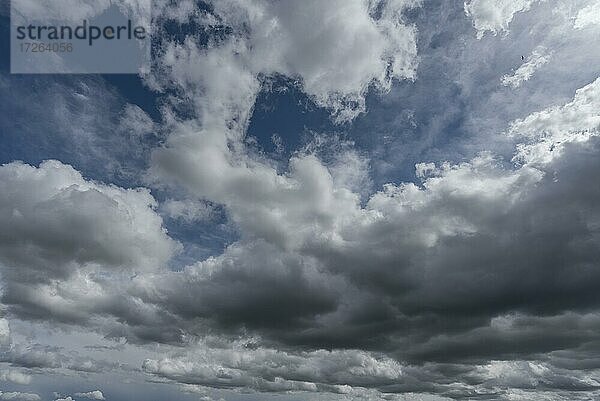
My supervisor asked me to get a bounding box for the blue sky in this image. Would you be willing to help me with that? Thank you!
[1,1,600,401]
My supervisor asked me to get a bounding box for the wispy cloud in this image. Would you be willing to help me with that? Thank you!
[502,46,553,88]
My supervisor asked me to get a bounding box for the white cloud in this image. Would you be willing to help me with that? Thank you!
[574,1,600,29]
[73,391,105,400]
[150,0,420,124]
[464,0,543,38]
[160,199,215,223]
[147,1,422,283]
[143,341,403,394]
[117,104,155,142]
[0,393,40,401]
[4,49,600,401]
[509,77,600,165]
[501,46,552,88]
[0,318,9,346]
[142,68,600,384]
[11,0,150,24]
[0,160,178,277]
[0,370,31,385]
[0,160,180,328]
[150,137,363,251]
[4,2,600,400]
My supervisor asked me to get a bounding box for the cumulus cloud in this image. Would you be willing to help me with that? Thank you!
[501,46,553,88]
[0,160,180,333]
[73,391,105,400]
[149,0,420,124]
[160,199,215,223]
[464,0,543,38]
[574,1,600,29]
[0,370,31,385]
[0,342,122,375]
[143,343,403,393]
[0,393,40,401]
[137,72,600,399]
[0,160,177,277]
[3,1,600,400]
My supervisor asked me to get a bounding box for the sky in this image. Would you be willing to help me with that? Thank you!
[1,0,600,400]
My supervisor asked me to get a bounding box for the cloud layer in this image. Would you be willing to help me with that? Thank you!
[1,1,600,400]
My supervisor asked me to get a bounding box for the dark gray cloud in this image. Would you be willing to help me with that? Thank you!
[0,160,181,340]
[140,136,600,354]
[134,73,600,398]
